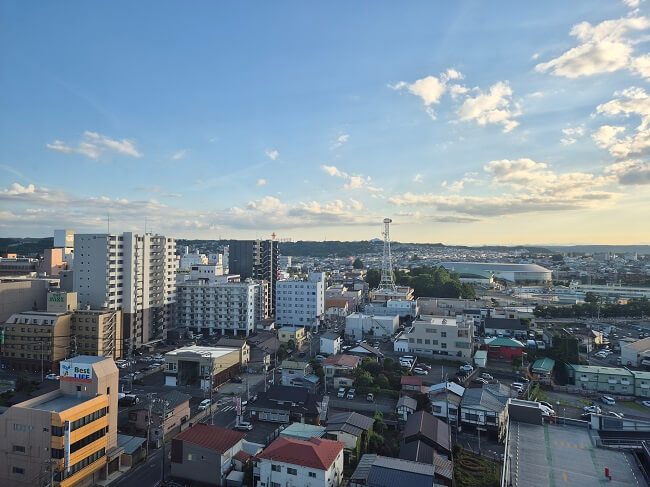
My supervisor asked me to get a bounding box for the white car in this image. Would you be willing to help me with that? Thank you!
[413,367,428,375]
[459,364,474,373]
[347,388,356,400]
[198,399,211,411]
[539,401,555,411]
[337,388,346,398]
[45,373,59,380]
[641,400,650,408]
[583,405,602,414]
[601,396,616,405]
[234,421,253,431]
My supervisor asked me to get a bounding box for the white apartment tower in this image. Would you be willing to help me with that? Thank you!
[175,276,268,337]
[276,272,325,330]
[73,233,176,351]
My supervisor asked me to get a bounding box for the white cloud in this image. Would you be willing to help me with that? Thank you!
[320,165,383,192]
[1,183,36,196]
[47,131,143,159]
[390,68,467,119]
[172,149,188,160]
[162,193,183,198]
[561,125,586,145]
[389,158,618,217]
[332,134,350,149]
[623,0,641,8]
[349,198,363,211]
[265,149,280,161]
[413,174,423,183]
[457,81,521,132]
[606,159,650,184]
[441,180,465,192]
[256,178,268,186]
[594,87,650,157]
[535,16,650,79]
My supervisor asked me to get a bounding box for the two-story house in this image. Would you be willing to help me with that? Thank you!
[322,354,360,390]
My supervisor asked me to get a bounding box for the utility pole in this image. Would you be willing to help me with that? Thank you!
[161,399,168,483]
[145,394,153,459]
[210,356,215,425]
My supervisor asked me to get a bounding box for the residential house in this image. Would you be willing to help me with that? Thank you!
[216,337,250,365]
[429,381,465,426]
[129,391,191,444]
[396,396,418,421]
[632,371,650,398]
[350,454,452,487]
[460,383,511,442]
[170,423,245,486]
[400,375,428,395]
[255,437,344,487]
[346,343,384,362]
[484,318,527,339]
[278,326,306,350]
[531,357,555,384]
[319,332,342,356]
[325,298,349,322]
[248,385,323,424]
[401,410,450,456]
[485,337,525,361]
[279,423,326,441]
[247,332,280,371]
[325,412,374,464]
[322,354,360,389]
[565,364,635,395]
[345,313,398,341]
[281,360,311,387]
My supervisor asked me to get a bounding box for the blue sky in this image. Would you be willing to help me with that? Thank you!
[1,1,649,244]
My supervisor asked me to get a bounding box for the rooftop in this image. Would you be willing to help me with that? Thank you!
[403,410,450,452]
[25,393,90,412]
[508,420,643,487]
[485,317,526,330]
[320,332,341,340]
[429,381,465,398]
[173,423,245,453]
[257,436,345,470]
[532,357,556,374]
[165,345,239,359]
[622,337,650,352]
[485,337,525,348]
[567,364,633,377]
[401,375,423,387]
[325,411,374,437]
[350,454,437,487]
[279,423,326,441]
[322,354,360,368]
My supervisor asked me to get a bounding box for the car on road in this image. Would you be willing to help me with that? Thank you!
[481,373,494,381]
[347,388,356,400]
[511,382,524,390]
[45,373,59,380]
[337,387,346,398]
[366,393,374,402]
[601,395,616,405]
[234,421,253,431]
[231,377,243,383]
[400,355,416,363]
[459,364,474,373]
[198,399,211,411]
[642,400,650,408]
[413,367,428,375]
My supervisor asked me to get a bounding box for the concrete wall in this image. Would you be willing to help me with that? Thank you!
[0,279,53,322]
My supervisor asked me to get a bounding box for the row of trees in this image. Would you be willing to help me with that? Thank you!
[533,297,650,318]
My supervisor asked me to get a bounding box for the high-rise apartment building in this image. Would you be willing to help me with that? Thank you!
[73,233,176,351]
[227,239,278,315]
[175,275,268,337]
[0,355,118,487]
[276,272,325,330]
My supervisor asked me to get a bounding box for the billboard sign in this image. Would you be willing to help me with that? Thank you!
[60,361,92,383]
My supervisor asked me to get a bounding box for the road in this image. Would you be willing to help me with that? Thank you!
[112,446,169,487]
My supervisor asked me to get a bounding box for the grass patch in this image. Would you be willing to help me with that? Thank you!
[454,450,501,487]
[620,401,648,412]
[578,398,593,406]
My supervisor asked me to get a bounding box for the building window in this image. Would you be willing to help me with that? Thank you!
[12,445,25,453]
[271,483,281,487]
[441,332,447,337]
[271,464,281,472]
[287,468,297,475]
[309,472,316,478]
[12,467,24,475]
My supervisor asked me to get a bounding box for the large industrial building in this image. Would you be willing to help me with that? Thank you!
[440,262,552,283]
[0,356,119,487]
[73,232,176,351]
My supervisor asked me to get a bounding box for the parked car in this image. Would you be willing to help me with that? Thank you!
[346,388,356,400]
[459,364,474,373]
[642,400,650,408]
[45,373,59,380]
[413,367,428,375]
[605,411,624,419]
[231,377,243,384]
[472,378,488,385]
[234,421,253,431]
[539,401,555,411]
[315,355,326,362]
[366,393,374,402]
[583,405,602,414]
[198,399,211,411]
[601,395,616,405]
[337,387,346,398]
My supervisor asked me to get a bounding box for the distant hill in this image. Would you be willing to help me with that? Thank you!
[0,237,53,257]
[545,245,650,255]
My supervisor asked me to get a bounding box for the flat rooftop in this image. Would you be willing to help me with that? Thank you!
[508,421,643,487]
[26,393,91,413]
[165,345,238,359]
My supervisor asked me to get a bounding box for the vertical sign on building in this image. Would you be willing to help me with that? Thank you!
[234,396,242,417]
[0,328,4,354]
[64,420,71,471]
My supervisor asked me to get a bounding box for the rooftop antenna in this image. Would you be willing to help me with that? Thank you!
[379,218,396,291]
[145,217,148,235]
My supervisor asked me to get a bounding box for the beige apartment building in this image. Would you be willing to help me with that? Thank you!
[0,356,119,487]
[1,291,123,374]
[278,326,306,350]
[404,315,474,360]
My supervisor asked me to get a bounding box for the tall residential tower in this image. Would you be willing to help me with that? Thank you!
[227,239,278,315]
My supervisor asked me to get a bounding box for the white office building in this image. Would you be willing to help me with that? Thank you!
[73,232,176,351]
[176,276,268,337]
[403,315,474,360]
[276,272,325,330]
[180,250,208,269]
[345,313,399,341]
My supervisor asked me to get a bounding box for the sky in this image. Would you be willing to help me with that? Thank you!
[1,0,649,245]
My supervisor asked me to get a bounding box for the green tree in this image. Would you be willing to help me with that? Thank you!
[375,374,389,389]
[584,292,599,303]
[287,339,295,351]
[353,258,364,269]
[373,411,386,433]
[353,368,374,388]
[361,358,382,376]
[365,269,381,289]
[277,344,288,362]
[368,431,384,453]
